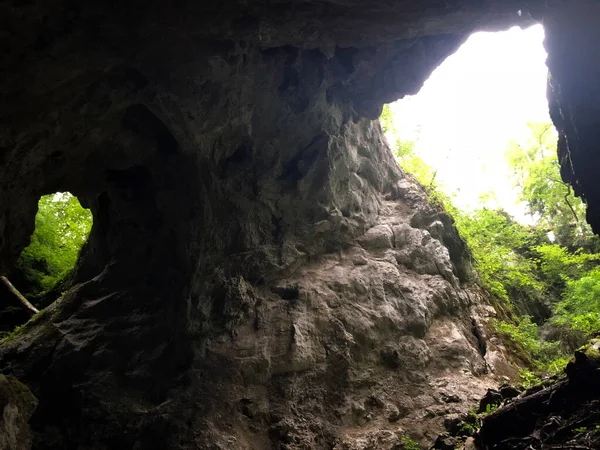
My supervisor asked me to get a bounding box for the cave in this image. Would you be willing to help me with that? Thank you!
[1,1,600,449]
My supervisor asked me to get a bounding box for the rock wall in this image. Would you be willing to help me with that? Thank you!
[0,157,519,448]
[541,0,600,232]
[1,0,600,448]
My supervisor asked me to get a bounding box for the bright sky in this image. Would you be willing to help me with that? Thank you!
[387,24,550,221]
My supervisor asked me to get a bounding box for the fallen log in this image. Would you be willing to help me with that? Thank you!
[0,275,39,315]
[478,381,561,445]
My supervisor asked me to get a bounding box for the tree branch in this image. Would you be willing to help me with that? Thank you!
[0,276,39,315]
[563,184,580,224]
[544,175,580,225]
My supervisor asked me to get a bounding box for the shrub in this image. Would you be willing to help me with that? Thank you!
[495,316,564,370]
[552,268,600,336]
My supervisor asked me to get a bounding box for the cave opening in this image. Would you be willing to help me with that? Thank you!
[0,192,93,333]
[382,23,600,372]
[383,24,551,220]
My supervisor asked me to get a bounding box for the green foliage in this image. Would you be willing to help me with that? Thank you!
[547,357,570,376]
[393,138,438,189]
[495,316,563,367]
[458,422,478,436]
[455,409,485,437]
[2,323,27,342]
[454,209,543,303]
[380,106,439,190]
[552,268,600,336]
[506,122,599,251]
[400,435,420,450]
[16,193,93,295]
[484,403,498,414]
[380,104,394,134]
[519,368,541,388]
[534,244,600,287]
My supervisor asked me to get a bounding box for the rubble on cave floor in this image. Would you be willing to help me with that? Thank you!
[433,340,600,450]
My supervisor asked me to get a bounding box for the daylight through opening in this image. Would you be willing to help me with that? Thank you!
[382,24,600,377]
[14,192,92,302]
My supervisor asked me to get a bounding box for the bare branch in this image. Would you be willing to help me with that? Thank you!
[563,184,580,224]
[0,276,39,315]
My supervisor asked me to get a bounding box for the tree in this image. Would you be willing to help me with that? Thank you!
[394,138,438,188]
[552,268,600,336]
[506,122,598,251]
[380,104,394,134]
[379,106,437,189]
[534,243,600,288]
[454,208,544,308]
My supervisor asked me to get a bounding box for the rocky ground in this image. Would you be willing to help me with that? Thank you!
[431,340,600,450]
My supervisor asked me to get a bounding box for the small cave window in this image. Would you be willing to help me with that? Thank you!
[14,192,93,301]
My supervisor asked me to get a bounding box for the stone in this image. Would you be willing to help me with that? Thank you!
[365,395,385,409]
[0,375,37,450]
[441,393,461,404]
[410,208,472,282]
[477,389,503,414]
[443,414,464,435]
[543,3,600,233]
[394,226,459,286]
[463,437,477,450]
[499,385,521,400]
[385,404,401,422]
[357,225,394,250]
[433,432,460,450]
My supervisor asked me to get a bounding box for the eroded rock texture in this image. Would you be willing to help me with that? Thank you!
[542,1,600,233]
[1,0,599,448]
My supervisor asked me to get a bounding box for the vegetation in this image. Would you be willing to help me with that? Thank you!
[381,104,600,378]
[518,368,542,388]
[553,269,600,334]
[15,192,93,296]
[400,435,421,450]
[505,122,599,252]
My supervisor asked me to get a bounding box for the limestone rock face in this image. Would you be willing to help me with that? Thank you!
[1,0,600,448]
[0,172,518,449]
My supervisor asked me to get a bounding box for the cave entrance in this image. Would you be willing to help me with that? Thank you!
[2,192,93,324]
[382,24,550,220]
[381,23,600,367]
